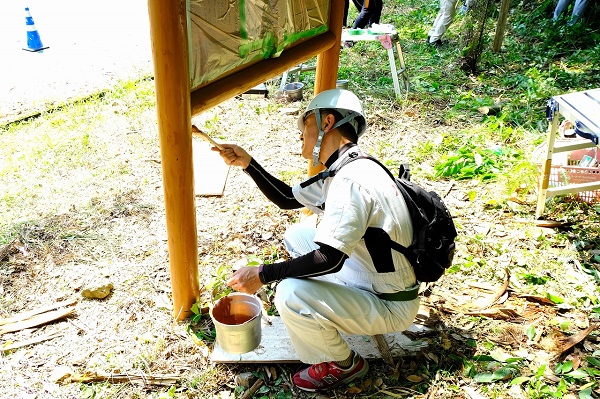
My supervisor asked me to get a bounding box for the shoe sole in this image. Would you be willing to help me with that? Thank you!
[296,361,370,392]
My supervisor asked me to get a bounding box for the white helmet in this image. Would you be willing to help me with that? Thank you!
[297,89,367,166]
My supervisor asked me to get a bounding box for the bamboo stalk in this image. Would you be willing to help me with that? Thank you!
[0,307,76,334]
[493,0,511,52]
[0,298,76,326]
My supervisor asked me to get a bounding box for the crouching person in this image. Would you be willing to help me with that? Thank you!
[213,89,420,391]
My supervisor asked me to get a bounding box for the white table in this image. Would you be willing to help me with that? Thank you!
[536,88,600,218]
[341,27,409,98]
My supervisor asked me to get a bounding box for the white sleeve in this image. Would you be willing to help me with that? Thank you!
[292,180,326,215]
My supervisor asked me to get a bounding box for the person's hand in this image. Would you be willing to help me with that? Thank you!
[227,266,263,294]
[211,144,252,169]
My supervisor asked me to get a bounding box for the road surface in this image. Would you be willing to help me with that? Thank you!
[0,0,153,124]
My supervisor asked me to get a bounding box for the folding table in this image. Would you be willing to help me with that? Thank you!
[341,26,409,98]
[536,88,600,218]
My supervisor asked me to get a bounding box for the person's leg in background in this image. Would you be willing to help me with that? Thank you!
[352,0,365,13]
[368,0,383,26]
[570,0,590,24]
[427,0,459,46]
[553,0,574,20]
[343,0,352,27]
[352,0,374,28]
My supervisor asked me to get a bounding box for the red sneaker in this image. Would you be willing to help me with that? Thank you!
[293,352,369,391]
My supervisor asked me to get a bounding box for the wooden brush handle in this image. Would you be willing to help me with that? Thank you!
[191,125,225,150]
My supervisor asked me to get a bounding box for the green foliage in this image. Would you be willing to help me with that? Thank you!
[519,272,550,285]
[157,386,176,399]
[434,143,518,181]
[205,263,233,301]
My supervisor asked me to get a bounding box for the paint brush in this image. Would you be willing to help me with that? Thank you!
[192,125,225,151]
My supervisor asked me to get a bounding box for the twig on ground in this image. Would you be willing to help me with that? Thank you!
[62,372,182,386]
[240,378,263,399]
[468,268,510,311]
[2,330,64,351]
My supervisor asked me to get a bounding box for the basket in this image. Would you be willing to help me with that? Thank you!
[534,141,600,204]
[542,164,600,203]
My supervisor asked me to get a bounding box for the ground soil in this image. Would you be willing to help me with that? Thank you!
[1,64,598,399]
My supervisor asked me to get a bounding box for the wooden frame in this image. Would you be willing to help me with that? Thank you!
[148,0,343,319]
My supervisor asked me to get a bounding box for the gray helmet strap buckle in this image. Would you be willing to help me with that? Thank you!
[312,111,325,167]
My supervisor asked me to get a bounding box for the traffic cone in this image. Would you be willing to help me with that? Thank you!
[23,7,48,52]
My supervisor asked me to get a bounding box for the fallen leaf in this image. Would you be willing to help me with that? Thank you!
[50,366,73,383]
[534,219,566,228]
[425,352,439,364]
[442,335,452,350]
[542,324,599,357]
[565,354,580,370]
[407,375,422,382]
[81,283,114,299]
[360,378,372,390]
[463,385,489,399]
[347,386,362,394]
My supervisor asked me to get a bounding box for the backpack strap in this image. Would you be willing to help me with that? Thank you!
[303,150,373,185]
[398,164,411,181]
[299,169,333,188]
[327,154,418,257]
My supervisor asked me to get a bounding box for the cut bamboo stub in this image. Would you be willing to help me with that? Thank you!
[192,125,225,150]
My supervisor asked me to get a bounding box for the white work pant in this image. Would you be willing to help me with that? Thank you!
[428,0,459,42]
[276,222,420,364]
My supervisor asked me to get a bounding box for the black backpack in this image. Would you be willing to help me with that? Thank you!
[327,154,457,282]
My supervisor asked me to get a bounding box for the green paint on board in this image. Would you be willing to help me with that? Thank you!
[239,0,248,40]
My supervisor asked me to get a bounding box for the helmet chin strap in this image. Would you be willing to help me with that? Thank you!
[311,111,358,167]
[312,111,326,167]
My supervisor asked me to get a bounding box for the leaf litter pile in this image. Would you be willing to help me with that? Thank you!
[1,80,600,399]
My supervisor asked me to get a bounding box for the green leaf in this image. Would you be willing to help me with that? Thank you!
[526,324,536,341]
[473,372,494,383]
[546,293,565,304]
[247,254,262,266]
[586,357,600,367]
[585,367,600,377]
[559,321,571,331]
[257,385,270,394]
[80,386,96,399]
[510,376,531,385]
[490,349,512,363]
[492,367,515,381]
[561,360,573,373]
[190,303,200,315]
[565,369,588,379]
[472,355,495,362]
[579,387,593,399]
[535,364,547,378]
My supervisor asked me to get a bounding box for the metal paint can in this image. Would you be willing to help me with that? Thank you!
[210,293,262,354]
[284,82,304,101]
[336,79,349,90]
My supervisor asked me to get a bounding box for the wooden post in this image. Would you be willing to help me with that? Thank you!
[308,0,345,178]
[493,0,511,53]
[148,0,200,320]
